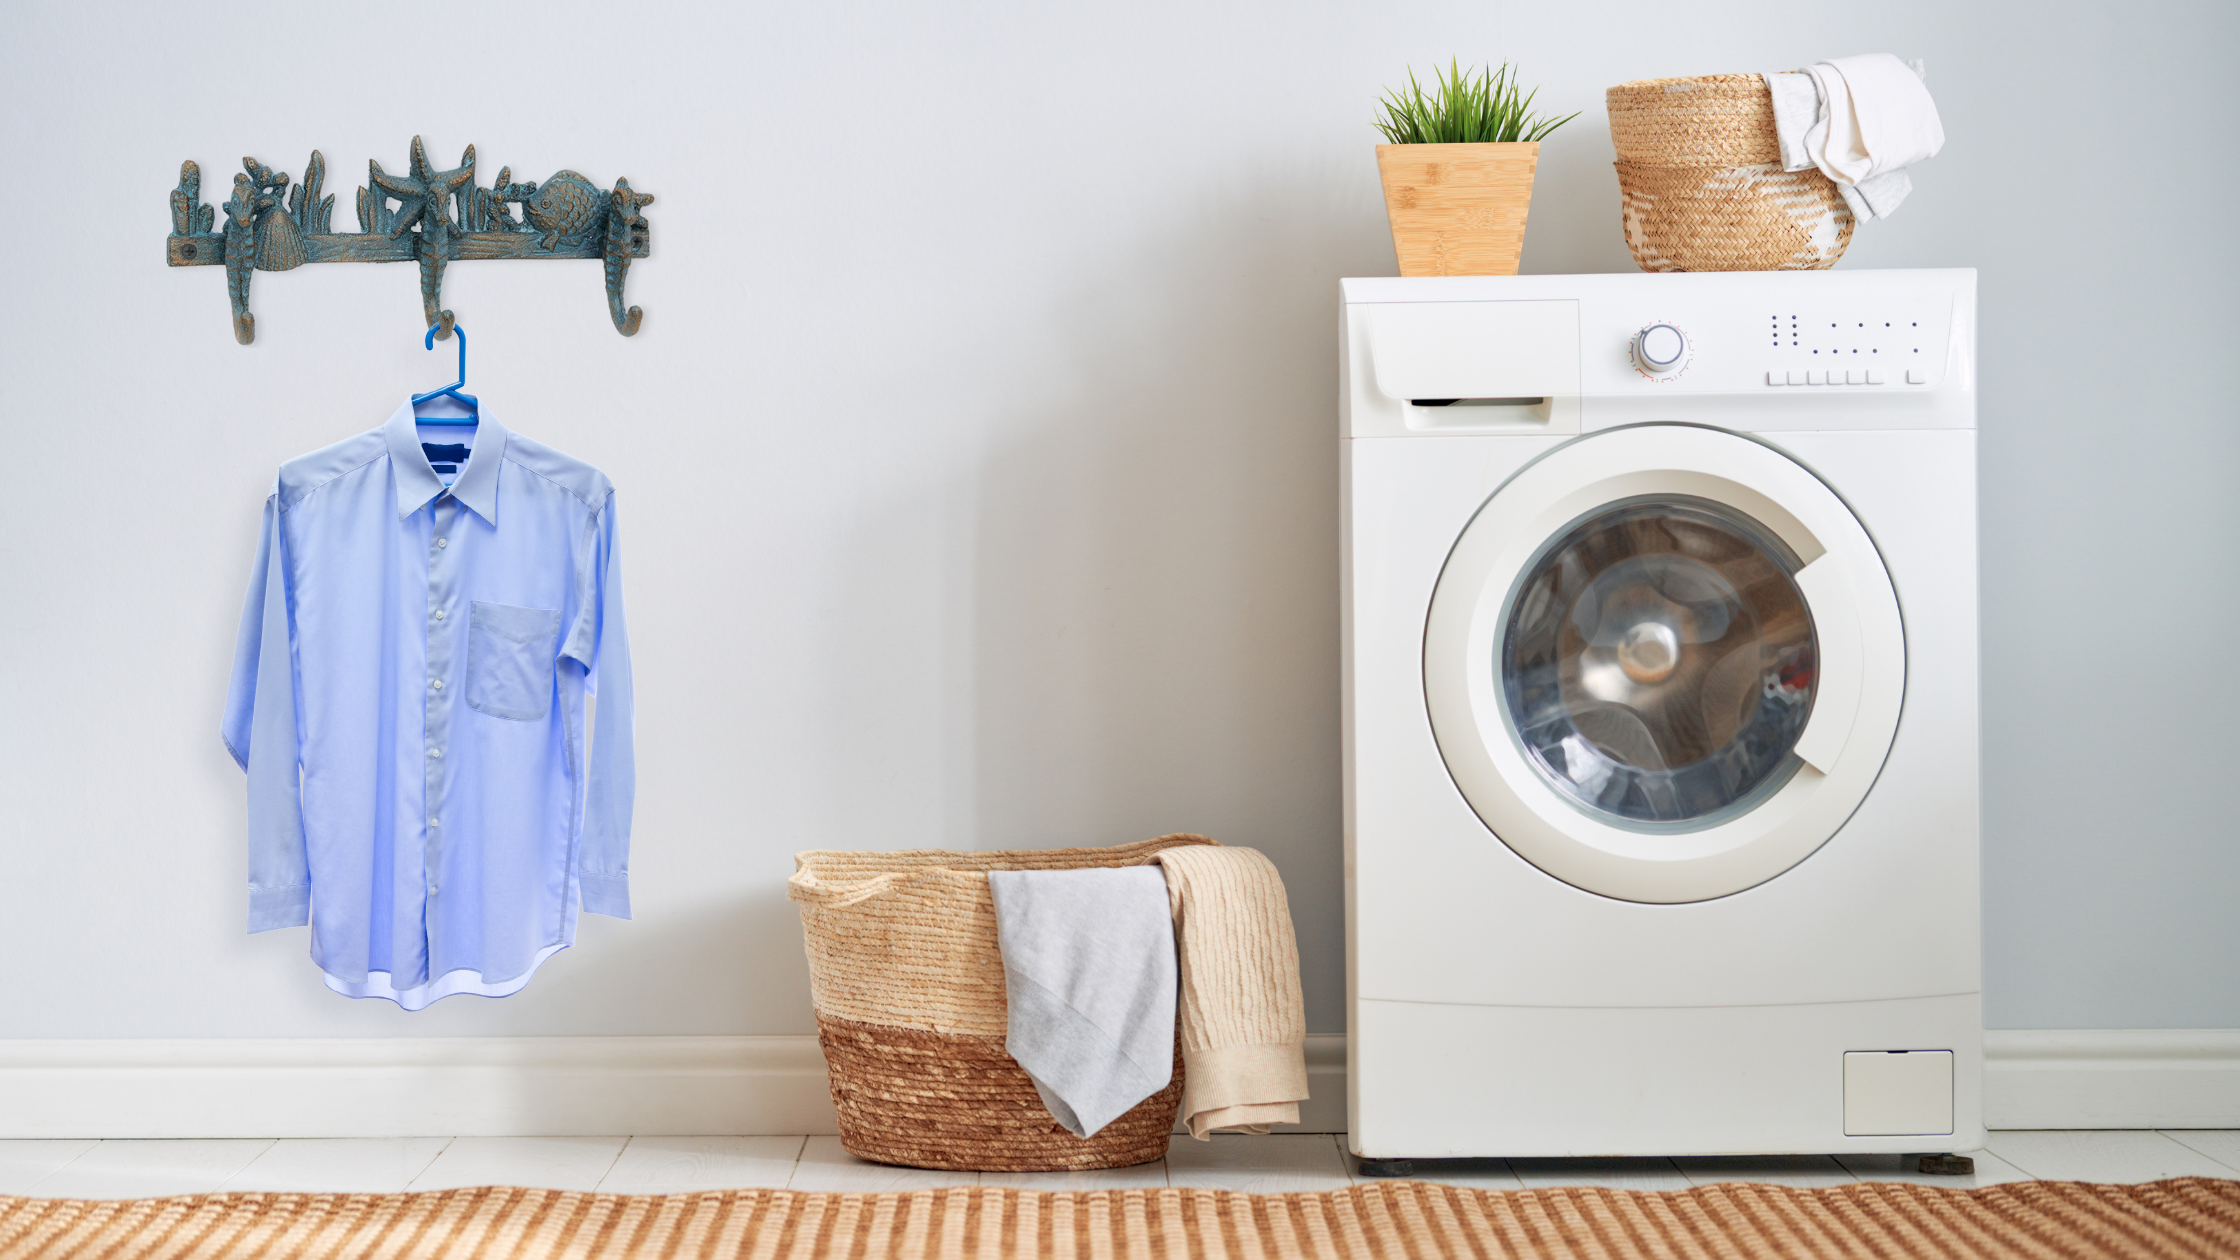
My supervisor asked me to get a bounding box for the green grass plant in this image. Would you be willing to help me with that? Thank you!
[1374,60,1577,145]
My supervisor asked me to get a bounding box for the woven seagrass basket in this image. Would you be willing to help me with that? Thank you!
[1606,73,1852,272]
[788,833,1215,1171]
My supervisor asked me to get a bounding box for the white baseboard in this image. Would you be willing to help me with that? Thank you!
[3,1031,2226,1138]
[1984,1029,2240,1129]
[0,1035,1350,1139]
[0,1037,840,1139]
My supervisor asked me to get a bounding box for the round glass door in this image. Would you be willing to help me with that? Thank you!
[1420,424,1906,903]
[1501,496,1817,831]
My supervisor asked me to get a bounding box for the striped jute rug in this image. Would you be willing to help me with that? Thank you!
[3,1177,2236,1259]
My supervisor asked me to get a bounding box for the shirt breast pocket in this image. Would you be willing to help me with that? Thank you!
[467,601,563,721]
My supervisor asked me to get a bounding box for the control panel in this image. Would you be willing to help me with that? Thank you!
[1592,299,1950,394]
[1760,311,1936,387]
[1339,270,1975,438]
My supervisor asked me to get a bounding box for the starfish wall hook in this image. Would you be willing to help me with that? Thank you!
[166,137,654,344]
[367,138,478,338]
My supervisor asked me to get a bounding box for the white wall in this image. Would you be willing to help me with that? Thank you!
[1,0,2233,1047]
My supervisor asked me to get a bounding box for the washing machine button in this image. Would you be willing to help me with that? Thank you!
[1767,370,1785,386]
[1866,367,1887,384]
[1906,367,1927,384]
[1806,369,1826,385]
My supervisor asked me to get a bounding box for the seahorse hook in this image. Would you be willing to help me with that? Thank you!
[603,178,654,336]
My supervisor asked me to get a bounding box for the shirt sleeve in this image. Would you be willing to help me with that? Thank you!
[570,491,635,918]
[222,492,312,933]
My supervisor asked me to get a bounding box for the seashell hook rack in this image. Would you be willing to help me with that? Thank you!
[166,137,653,345]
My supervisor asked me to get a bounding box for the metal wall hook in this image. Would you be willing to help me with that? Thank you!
[166,140,653,345]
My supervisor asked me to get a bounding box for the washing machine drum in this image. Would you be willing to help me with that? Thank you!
[1505,496,1818,829]
[1424,425,1905,903]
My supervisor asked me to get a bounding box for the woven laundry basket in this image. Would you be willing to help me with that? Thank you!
[788,833,1215,1171]
[1606,73,1852,272]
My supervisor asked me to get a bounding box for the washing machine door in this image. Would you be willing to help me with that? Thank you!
[1424,424,1905,903]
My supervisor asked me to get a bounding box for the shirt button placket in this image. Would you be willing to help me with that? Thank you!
[424,497,459,922]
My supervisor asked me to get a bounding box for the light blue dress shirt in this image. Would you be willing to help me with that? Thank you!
[223,403,634,1009]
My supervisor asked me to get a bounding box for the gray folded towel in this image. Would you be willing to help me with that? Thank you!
[988,866,1177,1138]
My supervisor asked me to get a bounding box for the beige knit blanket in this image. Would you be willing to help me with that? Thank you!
[1153,845,1308,1139]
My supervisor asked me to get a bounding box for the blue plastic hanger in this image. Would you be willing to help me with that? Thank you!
[410,322,478,427]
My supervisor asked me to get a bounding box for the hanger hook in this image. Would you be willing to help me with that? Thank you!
[424,320,466,391]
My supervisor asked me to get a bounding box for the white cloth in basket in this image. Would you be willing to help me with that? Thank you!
[1764,54,1945,221]
[988,866,1177,1138]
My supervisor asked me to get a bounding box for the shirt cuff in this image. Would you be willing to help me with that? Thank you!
[249,885,311,933]
[580,872,631,919]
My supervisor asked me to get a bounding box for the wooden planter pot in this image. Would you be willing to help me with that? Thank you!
[1376,142,1540,276]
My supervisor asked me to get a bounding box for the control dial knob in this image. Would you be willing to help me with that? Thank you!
[1633,323,1690,377]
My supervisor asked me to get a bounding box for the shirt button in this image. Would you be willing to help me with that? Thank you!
[431,679,444,691]
[436,538,447,549]
[434,609,445,621]
[428,748,442,759]
[429,817,440,827]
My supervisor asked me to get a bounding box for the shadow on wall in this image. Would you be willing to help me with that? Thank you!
[535,890,818,1034]
[962,154,1395,1034]
[440,147,1438,1038]
[1521,119,1637,275]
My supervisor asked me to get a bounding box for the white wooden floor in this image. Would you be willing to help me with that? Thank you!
[2,1132,2236,1199]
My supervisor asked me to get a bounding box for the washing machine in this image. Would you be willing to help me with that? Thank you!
[1340,269,1981,1164]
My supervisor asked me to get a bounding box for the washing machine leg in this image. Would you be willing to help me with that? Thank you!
[1357,1158,1415,1178]
[1916,1154,1975,1175]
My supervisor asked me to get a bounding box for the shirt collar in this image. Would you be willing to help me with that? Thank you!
[384,401,509,525]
